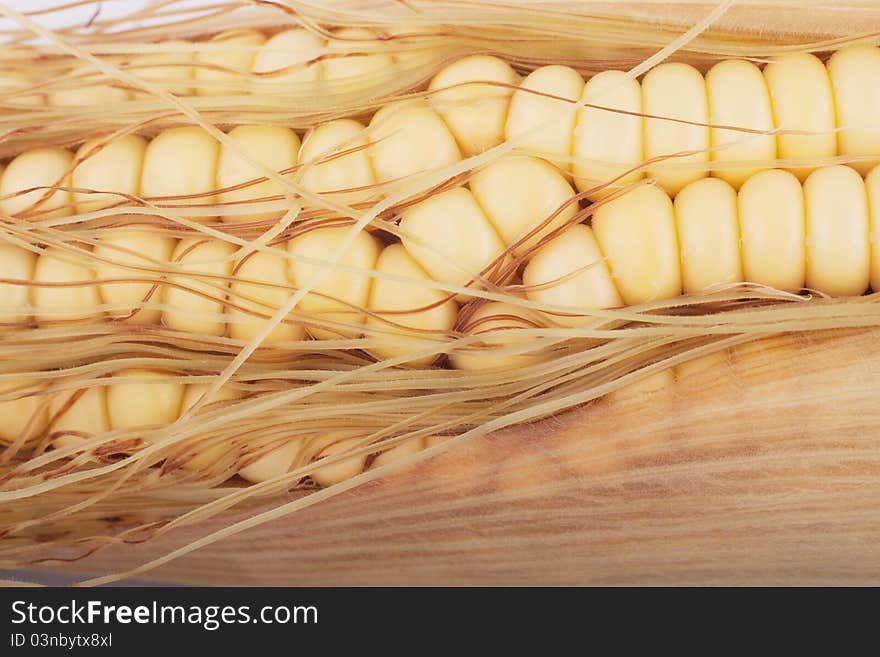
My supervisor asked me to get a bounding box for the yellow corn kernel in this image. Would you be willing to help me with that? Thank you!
[162,238,234,336]
[141,127,220,222]
[365,243,458,365]
[0,243,36,324]
[0,73,44,106]
[48,67,130,106]
[129,40,195,96]
[523,224,622,326]
[195,29,266,96]
[49,86,129,107]
[216,125,301,223]
[371,436,427,470]
[323,28,395,81]
[428,55,519,156]
[706,59,776,188]
[469,155,577,257]
[287,226,382,339]
[385,25,441,67]
[864,164,880,291]
[803,165,870,296]
[673,177,743,294]
[592,185,683,305]
[239,439,303,484]
[573,70,644,198]
[828,46,880,175]
[399,187,507,295]
[642,63,709,195]
[228,250,305,344]
[763,52,837,180]
[49,386,109,449]
[505,65,584,170]
[738,168,805,293]
[33,247,102,323]
[0,147,73,219]
[106,369,184,433]
[310,433,369,487]
[93,229,175,324]
[368,101,461,184]
[179,384,241,470]
[250,29,324,89]
[449,301,542,371]
[299,119,377,203]
[0,378,47,444]
[73,135,147,213]
[181,383,241,415]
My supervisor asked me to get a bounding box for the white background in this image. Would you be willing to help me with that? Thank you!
[1,0,219,37]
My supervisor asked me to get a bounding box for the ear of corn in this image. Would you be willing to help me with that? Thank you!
[2,0,880,585]
[4,40,880,463]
